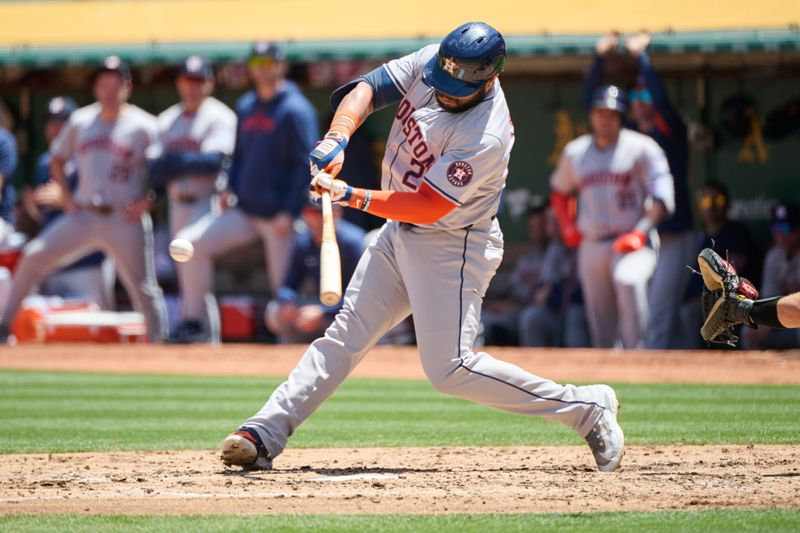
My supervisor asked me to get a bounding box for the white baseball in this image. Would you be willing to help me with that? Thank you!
[169,238,194,263]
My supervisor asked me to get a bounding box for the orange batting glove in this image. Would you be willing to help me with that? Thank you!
[612,230,647,254]
[561,223,583,248]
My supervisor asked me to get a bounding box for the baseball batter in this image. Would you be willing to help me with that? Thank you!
[550,85,675,348]
[0,56,167,342]
[151,56,236,343]
[220,22,625,473]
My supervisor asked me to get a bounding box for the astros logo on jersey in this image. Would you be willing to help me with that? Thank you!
[446,160,473,187]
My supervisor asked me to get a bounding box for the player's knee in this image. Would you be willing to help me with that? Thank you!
[428,373,461,396]
[422,357,466,396]
[264,301,290,335]
[15,241,50,275]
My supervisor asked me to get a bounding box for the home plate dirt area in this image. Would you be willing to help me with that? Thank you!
[1,445,799,515]
[1,345,799,515]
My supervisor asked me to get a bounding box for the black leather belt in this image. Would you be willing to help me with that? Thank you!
[589,233,623,242]
[174,193,201,204]
[80,203,115,215]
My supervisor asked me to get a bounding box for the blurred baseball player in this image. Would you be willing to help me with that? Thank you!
[0,121,17,238]
[550,85,675,348]
[742,202,800,349]
[587,33,695,350]
[220,22,625,473]
[0,122,18,313]
[173,42,317,342]
[0,56,168,343]
[151,56,236,343]
[24,96,115,309]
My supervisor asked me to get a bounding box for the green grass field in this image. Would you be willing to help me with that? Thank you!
[1,370,799,452]
[2,510,800,533]
[1,370,799,531]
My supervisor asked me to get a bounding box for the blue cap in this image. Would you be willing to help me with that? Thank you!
[44,96,78,122]
[591,85,627,113]
[250,41,286,61]
[179,56,213,80]
[772,202,800,233]
[422,22,506,98]
[95,55,131,83]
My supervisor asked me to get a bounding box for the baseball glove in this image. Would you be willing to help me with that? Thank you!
[697,248,759,346]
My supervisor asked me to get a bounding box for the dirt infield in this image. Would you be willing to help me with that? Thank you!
[2,344,800,384]
[1,344,799,516]
[1,445,799,515]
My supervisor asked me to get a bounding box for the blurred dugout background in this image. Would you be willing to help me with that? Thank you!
[0,1,797,241]
[0,1,797,342]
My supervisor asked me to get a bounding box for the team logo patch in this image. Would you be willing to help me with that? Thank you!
[446,160,473,187]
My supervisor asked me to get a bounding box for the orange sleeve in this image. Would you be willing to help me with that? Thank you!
[347,183,457,225]
[550,190,577,230]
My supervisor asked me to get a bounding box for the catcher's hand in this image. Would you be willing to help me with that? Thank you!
[698,248,759,346]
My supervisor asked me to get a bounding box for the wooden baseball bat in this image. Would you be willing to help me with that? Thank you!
[319,189,342,306]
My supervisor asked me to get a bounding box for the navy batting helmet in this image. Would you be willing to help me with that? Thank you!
[423,22,506,98]
[44,96,78,123]
[591,85,627,114]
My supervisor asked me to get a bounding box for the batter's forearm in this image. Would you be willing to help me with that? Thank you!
[49,156,68,189]
[49,156,74,205]
[345,183,456,225]
[332,82,374,131]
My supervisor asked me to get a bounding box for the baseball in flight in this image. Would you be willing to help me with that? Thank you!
[169,238,194,262]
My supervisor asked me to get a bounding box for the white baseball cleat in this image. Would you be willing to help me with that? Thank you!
[219,428,273,470]
[585,385,625,472]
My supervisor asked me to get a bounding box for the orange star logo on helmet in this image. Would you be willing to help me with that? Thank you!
[442,57,459,75]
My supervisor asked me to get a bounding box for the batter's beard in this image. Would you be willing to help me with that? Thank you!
[435,85,489,113]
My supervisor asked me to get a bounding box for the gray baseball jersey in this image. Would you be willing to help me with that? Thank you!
[382,44,514,229]
[550,128,675,239]
[156,96,236,197]
[50,103,159,207]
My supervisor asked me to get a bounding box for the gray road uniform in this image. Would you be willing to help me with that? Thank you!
[156,97,236,235]
[241,44,612,461]
[551,129,675,348]
[155,97,236,331]
[0,103,167,340]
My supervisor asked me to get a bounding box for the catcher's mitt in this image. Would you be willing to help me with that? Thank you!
[697,248,759,346]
